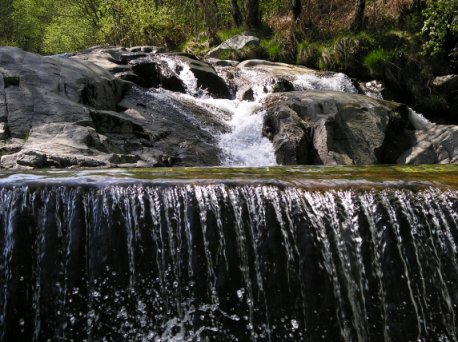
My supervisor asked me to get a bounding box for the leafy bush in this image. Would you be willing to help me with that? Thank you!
[42,4,98,54]
[421,0,458,56]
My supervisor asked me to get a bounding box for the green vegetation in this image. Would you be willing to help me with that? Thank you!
[364,49,389,74]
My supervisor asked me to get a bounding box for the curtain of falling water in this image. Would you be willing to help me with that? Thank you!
[0,184,457,341]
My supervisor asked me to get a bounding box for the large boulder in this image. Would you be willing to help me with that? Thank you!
[0,46,126,140]
[432,74,458,124]
[206,34,260,59]
[0,48,225,169]
[262,91,414,165]
[397,125,458,164]
[72,48,230,99]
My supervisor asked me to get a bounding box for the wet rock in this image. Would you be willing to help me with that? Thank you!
[237,86,254,101]
[129,46,164,53]
[263,91,414,165]
[0,48,224,169]
[175,56,231,98]
[205,58,240,67]
[109,153,140,164]
[0,123,8,140]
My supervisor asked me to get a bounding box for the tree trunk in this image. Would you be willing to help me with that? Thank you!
[246,0,260,29]
[230,0,243,27]
[411,0,425,13]
[292,0,302,21]
[350,0,365,32]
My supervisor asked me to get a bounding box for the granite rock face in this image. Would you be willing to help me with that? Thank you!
[262,91,414,165]
[397,124,458,164]
[0,47,225,169]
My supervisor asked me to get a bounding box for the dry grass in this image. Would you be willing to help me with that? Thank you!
[264,0,415,37]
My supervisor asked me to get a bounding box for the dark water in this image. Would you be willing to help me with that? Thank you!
[0,167,457,341]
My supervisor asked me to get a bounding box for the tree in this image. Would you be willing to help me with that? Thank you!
[292,0,301,21]
[350,0,365,32]
[246,0,260,29]
[231,0,243,27]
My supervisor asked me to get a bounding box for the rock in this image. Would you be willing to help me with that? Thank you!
[432,74,458,124]
[205,58,240,67]
[237,60,316,77]
[175,56,231,98]
[0,48,224,169]
[0,122,8,140]
[262,91,414,165]
[129,46,164,53]
[206,35,260,59]
[432,75,458,92]
[113,71,150,88]
[109,153,140,164]
[397,125,458,164]
[0,47,126,140]
[237,86,254,101]
[219,59,324,101]
[115,87,227,166]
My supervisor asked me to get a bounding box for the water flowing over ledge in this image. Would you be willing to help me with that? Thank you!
[0,166,457,341]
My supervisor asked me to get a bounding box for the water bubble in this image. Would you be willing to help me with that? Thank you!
[291,319,299,330]
[237,288,245,299]
[72,287,79,295]
[230,314,240,321]
[92,291,101,298]
[19,318,25,326]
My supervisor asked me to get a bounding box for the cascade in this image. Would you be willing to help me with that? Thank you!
[157,57,368,167]
[0,168,457,341]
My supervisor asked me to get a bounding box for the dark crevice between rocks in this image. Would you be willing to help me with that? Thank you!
[379,105,415,163]
[89,110,149,140]
[4,76,20,88]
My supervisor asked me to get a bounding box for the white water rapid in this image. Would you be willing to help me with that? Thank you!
[157,57,366,166]
[156,57,433,167]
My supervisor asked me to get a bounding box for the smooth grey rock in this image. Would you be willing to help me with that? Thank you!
[0,48,224,169]
[206,35,259,58]
[205,58,240,67]
[397,125,458,164]
[262,91,414,165]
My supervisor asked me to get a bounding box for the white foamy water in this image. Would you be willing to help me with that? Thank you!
[293,72,357,93]
[160,57,375,167]
[408,107,434,130]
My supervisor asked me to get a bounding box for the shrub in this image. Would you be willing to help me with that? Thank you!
[296,40,323,69]
[364,49,389,73]
[421,0,458,56]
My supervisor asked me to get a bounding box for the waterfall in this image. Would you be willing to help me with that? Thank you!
[1,172,457,341]
[157,57,364,167]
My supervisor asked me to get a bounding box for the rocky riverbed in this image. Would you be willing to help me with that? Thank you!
[0,43,456,169]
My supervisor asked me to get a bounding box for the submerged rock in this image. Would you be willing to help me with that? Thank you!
[262,91,414,165]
